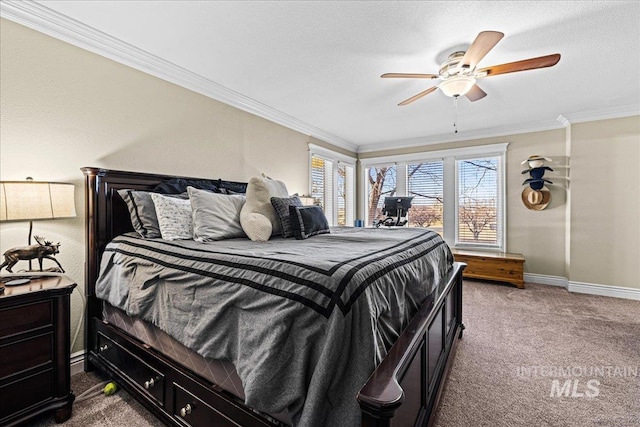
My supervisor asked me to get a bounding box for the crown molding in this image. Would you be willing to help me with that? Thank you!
[358,103,640,154]
[556,104,639,125]
[357,118,564,154]
[0,0,358,153]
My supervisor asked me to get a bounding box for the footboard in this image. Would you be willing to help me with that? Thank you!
[358,262,465,427]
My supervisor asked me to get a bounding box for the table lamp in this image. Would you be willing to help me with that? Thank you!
[0,178,76,274]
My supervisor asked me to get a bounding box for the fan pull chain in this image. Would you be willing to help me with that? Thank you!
[453,95,459,133]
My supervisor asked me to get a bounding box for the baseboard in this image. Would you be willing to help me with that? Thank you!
[524,273,567,287]
[524,273,640,301]
[71,350,86,376]
[567,281,640,301]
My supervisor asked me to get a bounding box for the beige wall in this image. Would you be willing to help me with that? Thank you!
[570,117,640,288]
[0,19,348,353]
[360,119,640,290]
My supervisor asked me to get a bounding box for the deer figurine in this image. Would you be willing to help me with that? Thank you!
[0,236,65,273]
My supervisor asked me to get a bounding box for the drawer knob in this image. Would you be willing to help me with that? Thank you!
[99,344,108,352]
[179,404,192,417]
[144,378,155,389]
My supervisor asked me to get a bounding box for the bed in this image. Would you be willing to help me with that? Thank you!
[82,167,465,427]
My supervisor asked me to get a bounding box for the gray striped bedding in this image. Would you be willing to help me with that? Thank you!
[95,227,453,426]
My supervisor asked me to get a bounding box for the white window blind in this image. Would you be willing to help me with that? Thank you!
[337,163,354,226]
[407,161,444,234]
[310,149,355,227]
[456,157,501,247]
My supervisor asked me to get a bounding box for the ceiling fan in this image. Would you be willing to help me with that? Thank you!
[382,31,561,106]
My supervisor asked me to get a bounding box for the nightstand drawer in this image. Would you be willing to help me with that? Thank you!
[96,332,165,405]
[0,333,52,379]
[0,369,54,420]
[0,300,52,338]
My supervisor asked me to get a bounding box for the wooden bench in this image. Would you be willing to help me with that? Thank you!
[451,249,525,288]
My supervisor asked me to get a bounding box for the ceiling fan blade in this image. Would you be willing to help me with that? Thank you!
[460,31,504,70]
[398,86,438,106]
[381,73,438,79]
[465,84,487,102]
[477,53,561,77]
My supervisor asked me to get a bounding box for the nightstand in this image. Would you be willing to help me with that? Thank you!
[0,274,77,426]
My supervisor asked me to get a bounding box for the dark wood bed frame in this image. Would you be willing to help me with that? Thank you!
[82,167,465,427]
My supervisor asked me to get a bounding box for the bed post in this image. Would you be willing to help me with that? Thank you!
[357,262,465,426]
[82,167,102,371]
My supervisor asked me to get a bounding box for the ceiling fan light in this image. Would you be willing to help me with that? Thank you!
[439,76,477,97]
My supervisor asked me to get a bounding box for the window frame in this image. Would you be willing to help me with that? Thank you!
[309,144,356,227]
[360,142,508,251]
[454,153,506,251]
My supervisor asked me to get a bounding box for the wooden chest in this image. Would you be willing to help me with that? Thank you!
[452,250,525,288]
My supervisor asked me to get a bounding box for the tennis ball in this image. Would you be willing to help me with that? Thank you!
[103,382,118,396]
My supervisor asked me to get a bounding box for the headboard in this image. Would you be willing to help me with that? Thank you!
[81,167,245,356]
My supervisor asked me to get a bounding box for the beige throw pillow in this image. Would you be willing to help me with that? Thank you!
[240,174,289,241]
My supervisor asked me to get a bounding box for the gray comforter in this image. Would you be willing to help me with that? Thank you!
[96,227,453,426]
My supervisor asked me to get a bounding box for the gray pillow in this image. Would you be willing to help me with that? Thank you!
[289,205,330,240]
[270,196,302,238]
[118,189,161,238]
[187,187,246,242]
[118,189,188,238]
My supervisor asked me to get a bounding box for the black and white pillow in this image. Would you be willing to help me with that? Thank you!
[270,196,303,238]
[149,193,193,240]
[288,205,330,240]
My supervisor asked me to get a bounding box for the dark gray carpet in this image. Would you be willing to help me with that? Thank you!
[31,281,640,426]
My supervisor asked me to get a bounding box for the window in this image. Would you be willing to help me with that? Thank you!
[311,156,332,212]
[365,164,396,226]
[456,157,501,246]
[337,163,355,226]
[407,161,444,234]
[362,143,507,250]
[309,144,356,227]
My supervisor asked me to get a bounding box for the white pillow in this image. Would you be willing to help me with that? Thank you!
[150,193,193,240]
[187,187,246,242]
[240,174,289,241]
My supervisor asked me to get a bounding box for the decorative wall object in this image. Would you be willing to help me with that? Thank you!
[521,156,553,210]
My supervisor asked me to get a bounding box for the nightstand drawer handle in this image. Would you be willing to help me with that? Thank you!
[180,404,192,417]
[99,344,108,352]
[144,378,155,389]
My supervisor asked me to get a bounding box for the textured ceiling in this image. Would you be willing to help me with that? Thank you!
[7,1,640,151]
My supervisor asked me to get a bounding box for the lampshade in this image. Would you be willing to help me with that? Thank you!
[0,181,76,222]
[439,75,476,97]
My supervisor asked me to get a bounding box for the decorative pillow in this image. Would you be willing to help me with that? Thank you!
[289,205,330,240]
[153,178,219,194]
[240,174,289,241]
[118,190,188,238]
[187,187,246,242]
[270,196,302,238]
[150,193,193,240]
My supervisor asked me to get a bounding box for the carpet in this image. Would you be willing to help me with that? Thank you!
[433,281,640,427]
[29,281,640,426]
